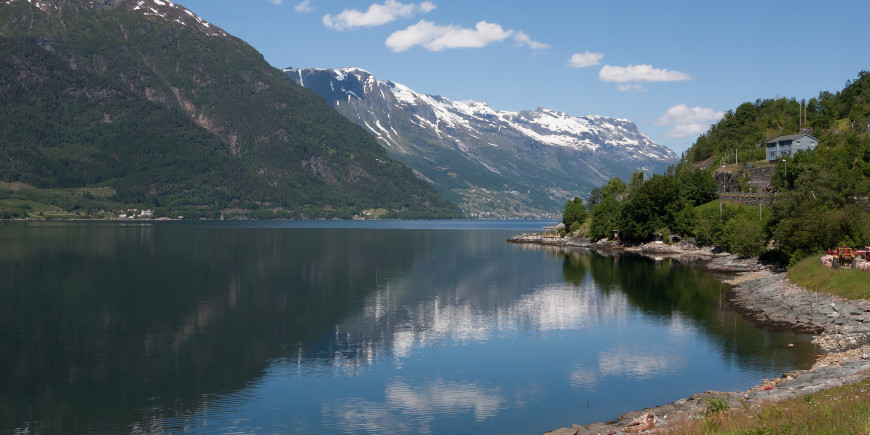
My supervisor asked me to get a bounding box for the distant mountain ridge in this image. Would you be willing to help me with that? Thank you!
[286,67,678,218]
[0,0,459,219]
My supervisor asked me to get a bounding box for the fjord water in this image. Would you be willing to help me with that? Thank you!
[0,221,816,434]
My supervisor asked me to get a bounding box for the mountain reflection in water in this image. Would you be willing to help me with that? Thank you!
[0,221,817,434]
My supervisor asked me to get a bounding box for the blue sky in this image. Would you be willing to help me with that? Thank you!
[177,0,870,155]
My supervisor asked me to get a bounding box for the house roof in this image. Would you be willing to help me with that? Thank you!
[766,133,817,144]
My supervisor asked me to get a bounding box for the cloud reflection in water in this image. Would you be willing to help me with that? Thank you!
[598,347,684,379]
[340,281,634,364]
[325,380,506,434]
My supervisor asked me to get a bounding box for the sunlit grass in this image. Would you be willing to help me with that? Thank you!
[1,183,124,219]
[665,378,870,434]
[787,253,870,300]
[0,198,58,214]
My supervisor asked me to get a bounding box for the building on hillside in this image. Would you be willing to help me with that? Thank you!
[765,133,818,162]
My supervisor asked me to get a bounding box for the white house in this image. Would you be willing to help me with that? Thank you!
[766,133,818,162]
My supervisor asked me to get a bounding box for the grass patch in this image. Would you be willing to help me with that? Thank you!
[665,377,870,434]
[787,253,870,300]
[0,185,126,219]
[574,219,591,237]
[0,198,58,214]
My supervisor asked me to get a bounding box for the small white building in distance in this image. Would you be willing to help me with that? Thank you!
[766,133,818,162]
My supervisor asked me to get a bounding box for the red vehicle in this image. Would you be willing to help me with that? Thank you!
[827,246,855,268]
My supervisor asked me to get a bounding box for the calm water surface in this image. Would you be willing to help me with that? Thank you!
[0,220,817,434]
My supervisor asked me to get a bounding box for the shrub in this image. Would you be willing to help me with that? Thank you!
[705,395,730,415]
[724,213,767,257]
[568,221,582,233]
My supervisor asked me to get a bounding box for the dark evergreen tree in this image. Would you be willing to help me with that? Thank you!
[562,197,587,232]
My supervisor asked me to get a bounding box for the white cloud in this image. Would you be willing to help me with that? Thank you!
[654,104,725,138]
[599,64,692,83]
[567,51,603,68]
[323,0,435,31]
[570,366,600,391]
[617,83,646,92]
[294,0,313,13]
[660,123,712,138]
[386,20,513,52]
[598,348,682,380]
[655,104,724,126]
[386,380,506,421]
[513,31,549,50]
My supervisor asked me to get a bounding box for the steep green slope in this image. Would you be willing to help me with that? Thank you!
[683,71,870,167]
[677,71,870,262]
[0,0,460,219]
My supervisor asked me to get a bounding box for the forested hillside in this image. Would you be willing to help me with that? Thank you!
[571,72,870,264]
[0,0,460,219]
[684,71,870,167]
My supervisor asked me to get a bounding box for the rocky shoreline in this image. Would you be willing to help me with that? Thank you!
[507,233,744,270]
[510,235,870,435]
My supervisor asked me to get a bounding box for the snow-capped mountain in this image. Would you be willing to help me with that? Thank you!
[10,0,231,36]
[286,67,678,218]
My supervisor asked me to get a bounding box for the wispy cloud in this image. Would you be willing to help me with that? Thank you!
[513,31,549,51]
[654,104,724,138]
[267,0,283,4]
[617,83,647,92]
[567,51,603,68]
[599,64,692,83]
[386,20,513,52]
[294,0,313,13]
[599,64,691,92]
[323,0,435,31]
[386,20,544,52]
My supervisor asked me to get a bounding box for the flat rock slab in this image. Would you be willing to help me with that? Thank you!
[726,271,870,343]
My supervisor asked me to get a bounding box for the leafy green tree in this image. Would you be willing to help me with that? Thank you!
[771,161,870,264]
[603,177,628,197]
[562,197,587,232]
[618,175,693,242]
[678,169,718,206]
[671,202,698,237]
[724,213,767,257]
[628,170,645,192]
[588,195,622,242]
[586,187,603,209]
[693,202,725,246]
[588,177,627,209]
